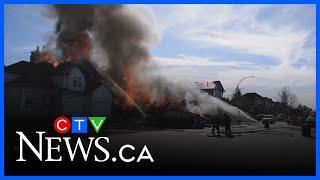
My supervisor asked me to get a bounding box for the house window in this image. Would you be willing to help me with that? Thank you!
[72,76,82,88]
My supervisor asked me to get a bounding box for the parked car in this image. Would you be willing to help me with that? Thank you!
[256,114,265,121]
[287,116,304,126]
[262,115,275,124]
[160,111,198,128]
[305,111,316,128]
[275,114,286,121]
[286,107,309,126]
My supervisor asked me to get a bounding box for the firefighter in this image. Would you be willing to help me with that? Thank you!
[212,114,221,136]
[206,112,220,136]
[223,112,232,136]
[263,118,270,128]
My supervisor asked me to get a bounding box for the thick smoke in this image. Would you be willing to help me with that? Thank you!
[46,5,256,122]
[51,5,152,85]
[93,6,152,84]
[51,5,97,61]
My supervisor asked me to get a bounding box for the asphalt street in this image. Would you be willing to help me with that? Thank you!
[105,122,316,175]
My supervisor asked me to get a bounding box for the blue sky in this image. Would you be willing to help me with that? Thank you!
[4,4,316,108]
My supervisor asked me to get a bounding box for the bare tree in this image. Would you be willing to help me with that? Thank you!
[231,86,242,102]
[278,86,297,107]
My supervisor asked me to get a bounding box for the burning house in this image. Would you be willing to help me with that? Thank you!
[5,5,254,125]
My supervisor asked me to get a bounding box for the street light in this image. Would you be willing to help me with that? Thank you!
[236,75,254,123]
[236,76,255,89]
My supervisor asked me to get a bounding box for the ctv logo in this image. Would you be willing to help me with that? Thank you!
[54,116,106,134]
[16,116,154,163]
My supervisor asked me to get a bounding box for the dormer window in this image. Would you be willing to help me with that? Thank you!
[67,67,85,91]
[72,76,82,88]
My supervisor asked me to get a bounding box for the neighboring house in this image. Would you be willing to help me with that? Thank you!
[195,81,225,99]
[273,102,287,115]
[5,60,112,118]
[264,97,274,113]
[241,92,265,116]
[241,92,274,116]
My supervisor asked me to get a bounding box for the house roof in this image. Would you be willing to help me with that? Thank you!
[213,81,225,92]
[243,93,274,103]
[5,60,106,93]
[243,92,264,99]
[5,61,54,75]
[5,61,55,89]
[195,81,225,92]
[51,63,74,75]
[73,60,105,93]
[195,82,216,89]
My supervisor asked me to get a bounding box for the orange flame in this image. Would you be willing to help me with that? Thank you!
[34,34,172,109]
[52,61,59,68]
[61,33,91,61]
[33,33,91,69]
[122,72,150,107]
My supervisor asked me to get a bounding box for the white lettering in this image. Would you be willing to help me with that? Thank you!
[119,144,135,163]
[45,137,62,161]
[16,131,44,161]
[137,145,154,162]
[94,137,110,162]
[64,137,94,161]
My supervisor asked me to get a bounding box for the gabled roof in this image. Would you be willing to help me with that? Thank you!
[5,60,106,93]
[213,81,225,92]
[73,60,105,93]
[243,93,274,102]
[195,82,216,89]
[5,61,54,75]
[51,62,74,75]
[195,81,225,92]
[243,92,264,99]
[5,61,55,89]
